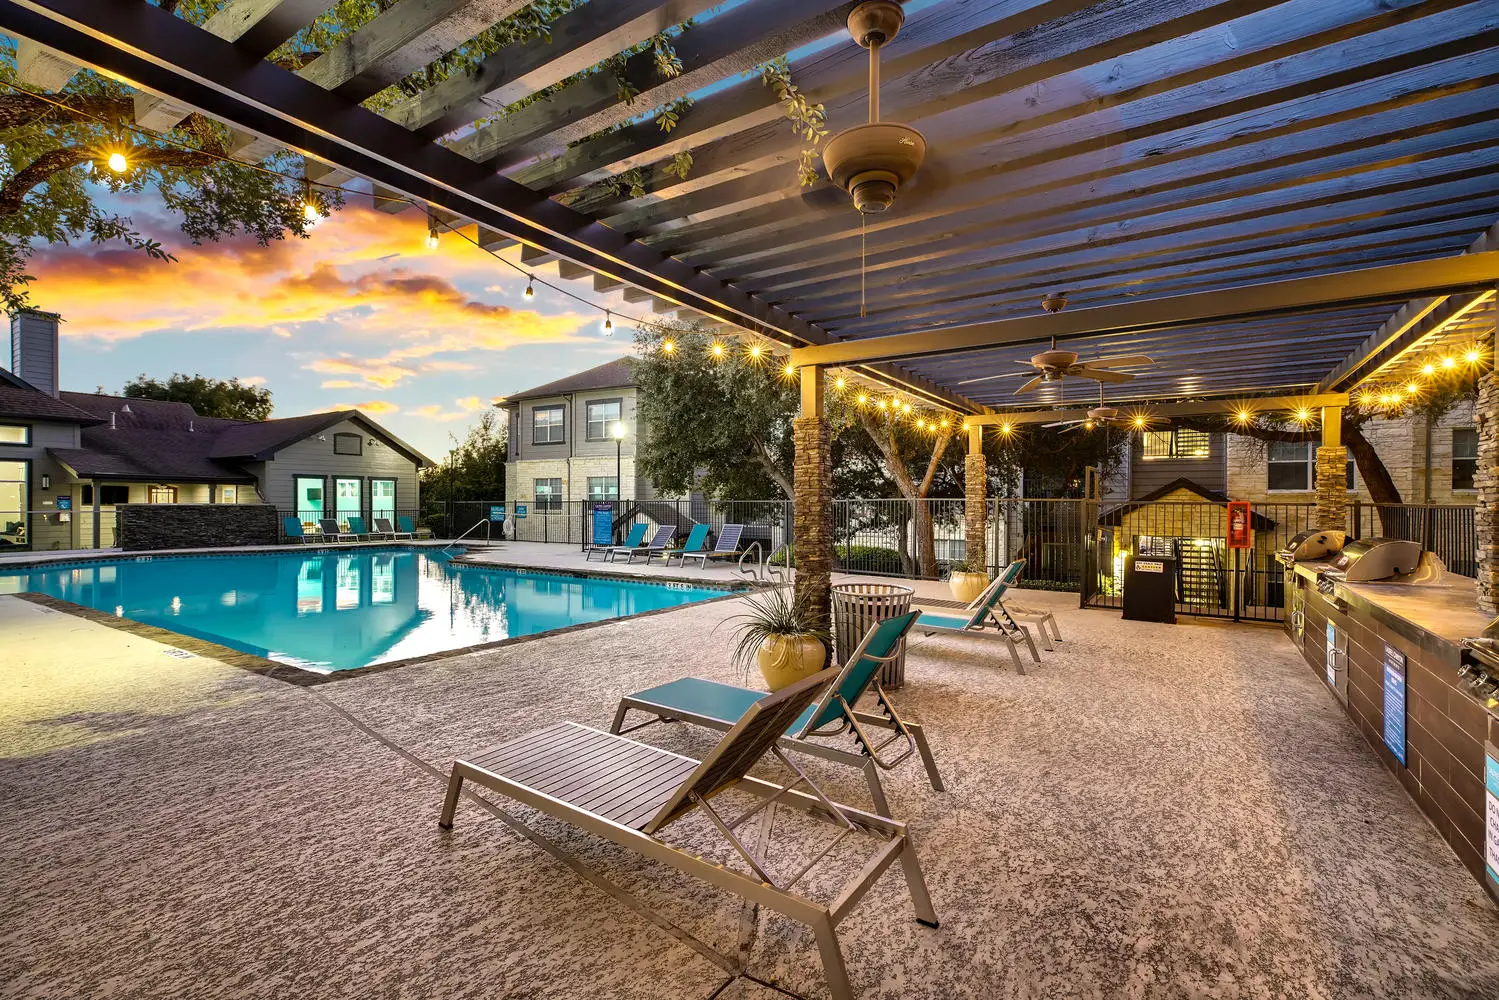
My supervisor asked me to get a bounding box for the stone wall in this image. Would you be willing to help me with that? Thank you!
[116,503,280,551]
[1474,374,1498,614]
[964,451,986,568]
[792,414,832,626]
[1314,445,1350,530]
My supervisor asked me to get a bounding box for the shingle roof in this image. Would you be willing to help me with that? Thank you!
[1098,477,1279,530]
[0,371,103,424]
[210,410,433,466]
[503,357,635,403]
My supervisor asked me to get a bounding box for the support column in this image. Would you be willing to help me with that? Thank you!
[1476,367,1499,615]
[964,424,987,571]
[1314,406,1348,532]
[792,365,832,625]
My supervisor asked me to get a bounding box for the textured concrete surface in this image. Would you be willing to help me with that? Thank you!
[3,584,1498,999]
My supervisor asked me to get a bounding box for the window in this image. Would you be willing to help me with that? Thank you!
[533,405,565,444]
[333,432,363,456]
[221,486,237,504]
[1453,428,1478,491]
[294,476,325,522]
[1141,428,1211,460]
[148,485,178,504]
[371,479,396,520]
[586,399,622,441]
[534,477,562,512]
[0,424,29,446]
[83,484,131,506]
[587,476,619,501]
[0,460,27,548]
[1267,441,1311,491]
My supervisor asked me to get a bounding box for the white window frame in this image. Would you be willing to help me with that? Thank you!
[1266,440,1312,493]
[1452,427,1478,493]
[587,476,619,501]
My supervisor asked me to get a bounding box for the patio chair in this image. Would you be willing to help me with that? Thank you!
[993,562,1063,651]
[398,515,434,540]
[282,516,308,544]
[440,668,940,1000]
[612,611,942,817]
[587,521,646,561]
[375,517,411,539]
[621,525,674,563]
[674,523,745,568]
[346,515,388,541]
[662,523,710,566]
[317,518,357,543]
[915,568,1039,674]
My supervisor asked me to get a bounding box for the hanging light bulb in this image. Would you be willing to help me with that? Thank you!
[782,361,796,379]
[747,343,764,361]
[425,222,440,251]
[1084,420,1095,430]
[1466,348,1481,364]
[710,341,726,359]
[1234,409,1253,425]
[524,276,535,300]
[1442,356,1457,369]
[1405,382,1420,395]
[857,393,869,406]
[834,376,846,391]
[1000,423,1013,436]
[106,150,128,173]
[662,339,676,354]
[900,401,912,414]
[602,310,613,336]
[1421,362,1436,376]
[1294,408,1311,423]
[1132,415,1146,429]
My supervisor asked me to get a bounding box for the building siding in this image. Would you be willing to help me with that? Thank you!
[1128,431,1227,498]
[257,418,421,514]
[507,386,660,504]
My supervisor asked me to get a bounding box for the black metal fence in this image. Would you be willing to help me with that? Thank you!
[1347,501,1477,577]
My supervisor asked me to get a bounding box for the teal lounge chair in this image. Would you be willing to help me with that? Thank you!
[612,611,942,817]
[916,564,1039,673]
[623,524,674,563]
[282,516,307,544]
[398,515,433,540]
[317,518,357,543]
[588,521,646,561]
[375,517,411,539]
[346,515,387,540]
[675,523,744,568]
[663,523,710,566]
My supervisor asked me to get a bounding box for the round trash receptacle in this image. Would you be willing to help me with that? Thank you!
[831,582,914,689]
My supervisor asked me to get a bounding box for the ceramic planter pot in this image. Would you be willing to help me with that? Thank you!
[948,571,990,603]
[756,634,827,691]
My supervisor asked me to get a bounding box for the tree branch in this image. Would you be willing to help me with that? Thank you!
[752,437,794,500]
[0,147,88,214]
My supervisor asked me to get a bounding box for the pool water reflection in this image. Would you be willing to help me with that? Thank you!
[0,548,729,672]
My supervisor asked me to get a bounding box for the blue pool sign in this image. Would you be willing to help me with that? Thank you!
[55,496,72,511]
[1485,744,1499,892]
[591,503,614,547]
[489,504,506,522]
[515,504,528,519]
[1383,644,1407,767]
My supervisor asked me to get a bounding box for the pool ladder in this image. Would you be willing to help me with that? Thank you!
[439,518,494,555]
[736,542,790,584]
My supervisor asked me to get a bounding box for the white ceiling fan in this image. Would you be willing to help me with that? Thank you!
[958,336,1155,395]
[1041,383,1137,432]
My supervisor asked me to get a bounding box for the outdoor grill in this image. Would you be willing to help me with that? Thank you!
[1276,529,1348,568]
[1458,617,1499,703]
[1317,538,1425,586]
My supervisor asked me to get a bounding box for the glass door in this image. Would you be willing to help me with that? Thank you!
[335,477,362,528]
[294,476,325,524]
[370,479,396,524]
[0,460,27,549]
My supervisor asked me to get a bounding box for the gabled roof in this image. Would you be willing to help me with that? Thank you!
[0,370,103,424]
[210,410,433,467]
[503,357,635,403]
[1098,478,1278,530]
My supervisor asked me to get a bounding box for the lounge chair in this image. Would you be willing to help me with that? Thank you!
[993,561,1063,650]
[674,523,744,568]
[375,517,411,539]
[622,525,674,563]
[662,523,710,566]
[346,515,388,541]
[440,668,940,1000]
[317,518,357,543]
[915,567,1039,673]
[282,516,308,544]
[613,611,942,817]
[398,515,433,540]
[587,521,646,562]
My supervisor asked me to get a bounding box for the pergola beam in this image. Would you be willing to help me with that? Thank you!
[964,393,1351,428]
[790,253,1499,368]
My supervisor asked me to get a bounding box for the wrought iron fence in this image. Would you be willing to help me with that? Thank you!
[1347,501,1476,577]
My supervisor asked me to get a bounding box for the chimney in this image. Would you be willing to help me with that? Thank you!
[8,309,60,397]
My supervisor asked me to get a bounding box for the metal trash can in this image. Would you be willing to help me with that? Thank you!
[831,582,914,689]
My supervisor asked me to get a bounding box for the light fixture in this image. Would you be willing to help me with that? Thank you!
[877,399,889,410]
[782,362,796,379]
[748,344,764,360]
[710,341,726,359]
[857,392,869,405]
[40,474,50,489]
[1000,422,1013,435]
[1294,408,1310,423]
[426,222,440,251]
[1234,409,1252,425]
[1084,420,1095,430]
[1466,348,1481,364]
[1443,356,1457,369]
[602,310,613,336]
[1132,415,1146,428]
[1421,362,1435,375]
[611,421,626,440]
[106,150,128,173]
[900,401,911,414]
[524,276,535,300]
[1405,382,1420,395]
[834,376,846,390]
[302,199,322,223]
[662,339,676,353]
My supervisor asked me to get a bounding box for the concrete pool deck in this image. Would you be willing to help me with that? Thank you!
[3,577,1498,998]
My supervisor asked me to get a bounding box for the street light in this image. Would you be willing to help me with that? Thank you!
[612,421,626,504]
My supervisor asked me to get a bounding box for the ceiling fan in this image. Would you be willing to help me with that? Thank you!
[958,336,1155,395]
[1041,384,1136,432]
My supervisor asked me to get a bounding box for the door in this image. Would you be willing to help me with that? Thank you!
[335,477,362,527]
[370,479,396,524]
[294,476,325,524]
[0,460,27,549]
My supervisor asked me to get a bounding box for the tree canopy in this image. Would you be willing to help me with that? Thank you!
[121,372,273,421]
[420,408,509,505]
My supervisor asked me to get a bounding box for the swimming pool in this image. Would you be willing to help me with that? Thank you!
[0,548,731,672]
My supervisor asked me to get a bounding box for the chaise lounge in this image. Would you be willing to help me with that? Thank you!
[622,524,674,563]
[317,518,357,543]
[587,521,646,561]
[916,564,1039,673]
[673,523,745,568]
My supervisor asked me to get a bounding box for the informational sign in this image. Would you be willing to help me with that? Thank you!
[55,496,72,511]
[515,504,528,519]
[1325,622,1338,687]
[488,504,506,522]
[1226,500,1253,549]
[590,503,614,547]
[1134,560,1165,573]
[1485,744,1499,893]
[1383,644,1408,766]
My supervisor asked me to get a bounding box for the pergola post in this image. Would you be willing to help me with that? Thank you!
[1476,307,1499,615]
[793,364,832,624]
[964,425,987,572]
[1315,406,1348,532]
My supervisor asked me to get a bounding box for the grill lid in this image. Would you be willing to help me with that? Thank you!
[1323,538,1423,582]
[1278,529,1346,562]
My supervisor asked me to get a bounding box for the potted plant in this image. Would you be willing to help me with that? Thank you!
[946,558,990,603]
[725,587,831,691]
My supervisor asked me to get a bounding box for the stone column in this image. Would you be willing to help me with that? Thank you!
[1314,406,1348,531]
[1475,371,1499,615]
[793,365,832,626]
[964,424,987,571]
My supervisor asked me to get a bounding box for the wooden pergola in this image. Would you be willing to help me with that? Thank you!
[7,0,1499,611]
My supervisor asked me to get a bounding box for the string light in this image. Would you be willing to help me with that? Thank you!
[1466,348,1481,364]
[782,361,796,379]
[834,376,846,391]
[900,402,912,414]
[857,393,869,406]
[1000,423,1014,435]
[661,339,675,354]
[1405,382,1420,395]
[1234,409,1253,425]
[747,344,764,361]
[1131,415,1146,429]
[106,150,128,173]
[425,222,440,251]
[1084,420,1095,430]
[1294,408,1310,423]
[1421,362,1435,375]
[602,310,613,336]
[524,275,535,300]
[710,342,726,359]
[1443,356,1457,369]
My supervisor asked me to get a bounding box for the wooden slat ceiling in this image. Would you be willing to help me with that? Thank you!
[17,0,1499,410]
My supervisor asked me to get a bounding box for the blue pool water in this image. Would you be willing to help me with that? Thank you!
[0,548,729,672]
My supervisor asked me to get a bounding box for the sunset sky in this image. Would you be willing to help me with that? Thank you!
[14,185,643,458]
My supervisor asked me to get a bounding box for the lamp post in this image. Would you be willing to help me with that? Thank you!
[612,421,626,540]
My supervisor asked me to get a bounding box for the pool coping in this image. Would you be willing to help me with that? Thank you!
[8,562,760,687]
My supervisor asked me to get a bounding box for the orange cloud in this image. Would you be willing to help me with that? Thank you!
[408,403,469,421]
[350,400,400,416]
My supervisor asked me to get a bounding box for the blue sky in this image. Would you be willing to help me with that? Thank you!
[16,186,640,458]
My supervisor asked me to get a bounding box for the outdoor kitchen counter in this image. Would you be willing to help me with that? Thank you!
[1285,561,1498,897]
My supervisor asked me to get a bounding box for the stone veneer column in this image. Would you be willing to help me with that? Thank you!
[793,366,832,626]
[1314,406,1348,532]
[1474,371,1499,615]
[964,424,987,570]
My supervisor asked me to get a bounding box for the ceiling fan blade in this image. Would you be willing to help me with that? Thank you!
[1041,419,1081,429]
[1076,368,1134,384]
[1084,354,1155,368]
[1013,375,1046,395]
[956,370,1035,385]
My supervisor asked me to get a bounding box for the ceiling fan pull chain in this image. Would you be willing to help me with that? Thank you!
[861,212,867,318]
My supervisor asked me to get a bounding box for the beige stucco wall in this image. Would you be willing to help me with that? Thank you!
[506,455,643,505]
